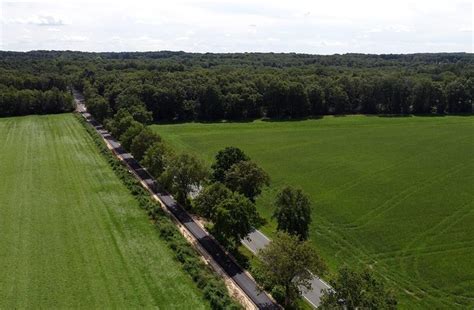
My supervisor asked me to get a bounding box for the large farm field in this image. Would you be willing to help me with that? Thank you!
[154,115,474,309]
[0,114,208,308]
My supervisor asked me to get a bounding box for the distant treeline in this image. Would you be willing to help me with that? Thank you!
[0,69,73,117]
[0,51,472,119]
[0,87,74,117]
[74,52,472,121]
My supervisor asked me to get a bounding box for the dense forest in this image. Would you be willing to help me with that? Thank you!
[0,64,73,117]
[0,51,472,119]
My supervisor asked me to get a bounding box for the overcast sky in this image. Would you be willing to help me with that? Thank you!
[0,0,472,54]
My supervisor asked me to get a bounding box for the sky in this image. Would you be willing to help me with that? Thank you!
[0,0,472,54]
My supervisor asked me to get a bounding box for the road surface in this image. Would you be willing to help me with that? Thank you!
[243,229,332,308]
[74,95,278,310]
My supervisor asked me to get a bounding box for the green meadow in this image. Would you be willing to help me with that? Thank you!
[0,114,208,309]
[153,115,474,309]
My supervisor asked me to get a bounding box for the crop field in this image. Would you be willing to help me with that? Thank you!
[0,114,208,308]
[153,115,474,309]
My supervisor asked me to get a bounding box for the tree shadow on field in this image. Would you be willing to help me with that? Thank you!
[151,113,472,126]
[376,114,412,118]
[153,118,257,126]
[415,113,473,117]
[376,113,473,118]
[261,115,324,122]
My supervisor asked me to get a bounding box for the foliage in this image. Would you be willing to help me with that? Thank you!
[211,146,249,182]
[122,101,153,124]
[273,186,312,240]
[163,153,209,204]
[319,266,397,310]
[106,110,136,138]
[211,192,263,250]
[130,127,162,161]
[119,121,145,151]
[193,182,233,219]
[3,51,473,120]
[87,95,111,122]
[224,161,270,202]
[254,232,326,308]
[141,142,170,179]
[0,86,73,117]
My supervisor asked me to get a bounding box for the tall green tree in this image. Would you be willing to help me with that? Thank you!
[446,78,472,113]
[199,85,224,120]
[130,128,161,161]
[287,82,309,117]
[307,83,326,115]
[254,232,326,308]
[193,182,233,219]
[126,103,153,124]
[164,153,209,204]
[273,186,312,240]
[141,142,170,179]
[212,193,263,250]
[224,161,270,202]
[87,96,111,122]
[211,146,249,182]
[107,109,135,138]
[120,121,144,151]
[325,83,349,114]
[319,266,397,310]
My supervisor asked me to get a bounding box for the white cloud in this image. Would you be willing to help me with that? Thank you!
[0,0,472,53]
[34,15,65,26]
[61,35,88,42]
[4,15,66,26]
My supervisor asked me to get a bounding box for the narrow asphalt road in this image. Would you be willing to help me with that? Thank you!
[242,230,332,308]
[74,94,278,310]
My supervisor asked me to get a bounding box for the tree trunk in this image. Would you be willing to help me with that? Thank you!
[284,284,291,308]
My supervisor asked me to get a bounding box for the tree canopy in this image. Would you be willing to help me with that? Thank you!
[273,186,312,240]
[254,232,326,308]
[319,266,397,310]
[130,128,162,161]
[224,161,270,202]
[211,192,263,249]
[163,153,209,204]
[2,51,473,120]
[141,142,170,179]
[193,182,233,219]
[211,147,250,182]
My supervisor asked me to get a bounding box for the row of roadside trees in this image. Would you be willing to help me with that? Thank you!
[90,95,397,309]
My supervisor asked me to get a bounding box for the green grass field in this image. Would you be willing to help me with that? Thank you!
[0,114,208,308]
[153,115,474,309]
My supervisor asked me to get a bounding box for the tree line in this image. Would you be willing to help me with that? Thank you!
[81,69,472,122]
[1,51,472,119]
[0,86,74,117]
[0,67,73,117]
